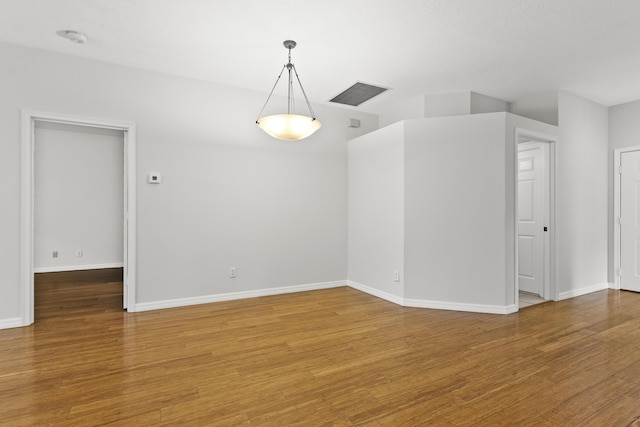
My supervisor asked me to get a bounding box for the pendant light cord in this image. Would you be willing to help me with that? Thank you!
[292,64,317,121]
[256,43,317,123]
[256,64,287,124]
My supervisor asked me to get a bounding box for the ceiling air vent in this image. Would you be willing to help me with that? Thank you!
[330,82,388,106]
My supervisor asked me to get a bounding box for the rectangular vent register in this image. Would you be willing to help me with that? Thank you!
[330,82,388,106]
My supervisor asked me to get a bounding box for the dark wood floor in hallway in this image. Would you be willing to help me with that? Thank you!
[1,270,640,425]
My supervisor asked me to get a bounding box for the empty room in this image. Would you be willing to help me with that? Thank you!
[2,0,640,425]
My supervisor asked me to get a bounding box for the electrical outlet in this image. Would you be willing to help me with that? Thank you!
[52,251,58,258]
[76,249,83,257]
[229,267,237,278]
[394,270,400,282]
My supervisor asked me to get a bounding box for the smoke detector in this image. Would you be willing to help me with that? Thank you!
[57,30,88,44]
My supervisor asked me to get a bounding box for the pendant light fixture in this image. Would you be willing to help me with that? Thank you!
[256,40,321,141]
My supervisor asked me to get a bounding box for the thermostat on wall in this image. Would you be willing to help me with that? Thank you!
[148,173,162,184]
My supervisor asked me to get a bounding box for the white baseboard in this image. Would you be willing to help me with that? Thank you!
[557,282,610,300]
[133,280,347,312]
[347,280,517,314]
[404,298,518,315]
[0,317,25,330]
[347,280,404,305]
[34,263,124,273]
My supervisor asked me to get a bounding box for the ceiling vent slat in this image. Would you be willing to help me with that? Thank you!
[330,82,388,106]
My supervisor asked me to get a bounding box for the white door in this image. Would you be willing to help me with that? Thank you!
[620,150,640,292]
[518,142,546,296]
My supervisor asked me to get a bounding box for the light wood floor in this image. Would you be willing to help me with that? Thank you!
[1,271,640,426]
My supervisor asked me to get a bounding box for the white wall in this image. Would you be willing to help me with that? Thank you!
[609,99,640,148]
[378,96,425,128]
[404,114,509,306]
[34,122,124,272]
[510,91,559,126]
[348,123,405,301]
[0,42,378,323]
[424,92,471,117]
[608,99,640,282]
[470,92,510,114]
[556,91,609,296]
[380,92,510,128]
[348,112,557,311]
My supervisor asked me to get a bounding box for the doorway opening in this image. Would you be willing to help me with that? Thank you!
[515,128,557,310]
[20,110,137,326]
[33,121,125,319]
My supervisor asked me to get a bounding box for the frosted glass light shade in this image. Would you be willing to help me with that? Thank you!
[257,114,321,141]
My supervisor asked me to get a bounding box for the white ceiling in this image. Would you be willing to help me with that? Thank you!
[2,0,640,114]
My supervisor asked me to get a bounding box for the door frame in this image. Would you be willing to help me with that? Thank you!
[514,128,557,308]
[613,145,640,290]
[20,110,137,326]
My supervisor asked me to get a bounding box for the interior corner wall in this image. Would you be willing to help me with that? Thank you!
[404,113,509,306]
[470,92,510,114]
[424,92,471,118]
[347,122,405,300]
[0,42,378,322]
[510,91,559,126]
[608,99,640,282]
[378,96,425,128]
[556,91,608,296]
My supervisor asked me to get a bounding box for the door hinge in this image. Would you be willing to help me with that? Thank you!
[619,217,622,225]
[618,268,623,277]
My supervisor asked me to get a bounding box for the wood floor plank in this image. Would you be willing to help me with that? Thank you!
[1,270,640,425]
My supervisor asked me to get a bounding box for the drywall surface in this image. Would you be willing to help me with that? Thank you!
[608,99,640,282]
[348,123,405,299]
[379,96,425,128]
[379,92,509,127]
[424,92,471,117]
[470,92,510,114]
[510,91,559,126]
[34,122,124,271]
[404,113,508,305]
[0,42,378,322]
[556,91,608,294]
[609,100,640,149]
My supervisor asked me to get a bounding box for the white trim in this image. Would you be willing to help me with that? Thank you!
[514,128,558,303]
[404,298,518,315]
[135,280,347,312]
[124,129,137,311]
[557,283,609,300]
[347,280,404,305]
[20,109,137,326]
[348,280,517,314]
[20,111,34,327]
[613,146,640,290]
[0,318,24,330]
[34,263,124,273]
